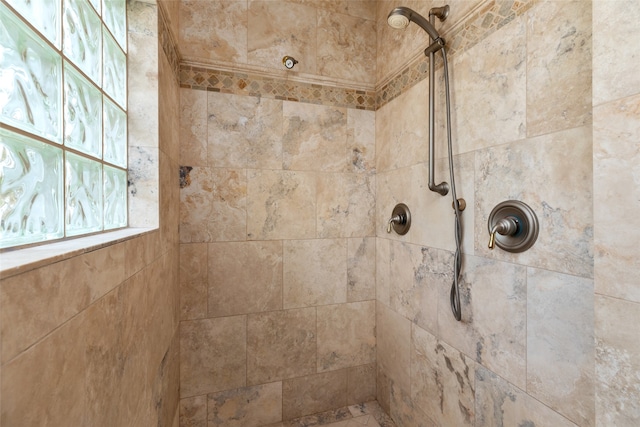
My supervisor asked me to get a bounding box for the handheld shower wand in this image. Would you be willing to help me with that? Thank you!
[387,6,448,57]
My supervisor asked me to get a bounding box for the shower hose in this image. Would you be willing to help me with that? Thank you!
[441,48,463,321]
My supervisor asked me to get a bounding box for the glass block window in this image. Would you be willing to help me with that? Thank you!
[1,0,127,249]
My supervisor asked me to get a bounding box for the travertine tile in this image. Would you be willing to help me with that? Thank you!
[475,366,578,427]
[375,78,429,172]
[595,295,640,426]
[283,239,347,308]
[247,1,317,73]
[246,169,316,240]
[317,10,376,84]
[411,324,475,427]
[438,255,527,389]
[593,0,640,105]
[450,15,526,154]
[347,364,376,405]
[207,92,283,169]
[179,395,207,427]
[180,316,247,398]
[390,382,435,427]
[317,301,376,372]
[180,243,208,320]
[179,167,247,243]
[389,242,449,334]
[247,307,316,385]
[282,370,348,420]
[375,238,391,307]
[527,268,594,426]
[208,241,283,317]
[1,243,125,363]
[526,0,592,136]
[179,0,247,64]
[208,382,283,427]
[347,237,376,302]
[474,127,593,278]
[317,173,375,238]
[376,301,411,393]
[593,93,640,303]
[346,109,375,173]
[1,309,87,426]
[283,102,347,172]
[180,88,207,167]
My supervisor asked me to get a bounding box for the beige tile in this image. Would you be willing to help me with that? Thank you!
[207,92,283,169]
[595,295,640,426]
[179,0,247,64]
[283,102,347,172]
[376,302,411,393]
[593,93,640,303]
[180,316,247,398]
[180,395,207,427]
[1,309,87,426]
[346,109,375,174]
[375,238,391,307]
[282,370,348,420]
[247,307,316,385]
[375,79,429,172]
[593,0,640,105]
[438,255,527,389]
[390,381,436,427]
[389,242,446,334]
[347,237,376,302]
[317,10,376,84]
[129,146,160,227]
[208,382,283,427]
[247,1,317,73]
[283,239,347,308]
[411,324,475,427]
[317,173,375,238]
[180,243,208,320]
[527,268,594,426]
[317,301,375,372]
[208,241,283,317]
[1,243,125,363]
[450,16,526,153]
[180,88,207,167]
[527,0,592,136]
[246,169,316,240]
[376,366,392,416]
[347,363,376,405]
[475,366,578,427]
[474,127,593,278]
[179,167,247,243]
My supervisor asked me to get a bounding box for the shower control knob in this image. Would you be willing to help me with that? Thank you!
[487,200,539,253]
[387,203,411,235]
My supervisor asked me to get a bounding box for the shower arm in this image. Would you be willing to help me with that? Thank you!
[427,11,449,196]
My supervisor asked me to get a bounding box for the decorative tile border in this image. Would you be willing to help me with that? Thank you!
[158,2,180,83]
[179,65,377,111]
[165,0,536,111]
[376,0,538,109]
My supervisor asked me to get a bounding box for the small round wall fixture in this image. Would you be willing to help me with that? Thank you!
[282,56,298,69]
[487,200,539,252]
[387,203,411,235]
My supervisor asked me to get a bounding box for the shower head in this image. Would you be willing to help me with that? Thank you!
[387,6,441,41]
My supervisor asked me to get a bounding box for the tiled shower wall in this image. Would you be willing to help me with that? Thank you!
[177,0,640,426]
[178,66,378,427]
[375,0,595,425]
[0,1,181,426]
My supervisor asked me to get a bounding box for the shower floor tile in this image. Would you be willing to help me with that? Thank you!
[263,401,396,427]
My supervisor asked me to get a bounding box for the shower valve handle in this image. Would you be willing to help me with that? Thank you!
[387,215,402,233]
[488,217,518,249]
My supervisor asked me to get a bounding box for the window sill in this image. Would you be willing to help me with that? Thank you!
[0,227,156,279]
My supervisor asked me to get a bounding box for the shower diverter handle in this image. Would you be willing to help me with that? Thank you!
[488,216,518,249]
